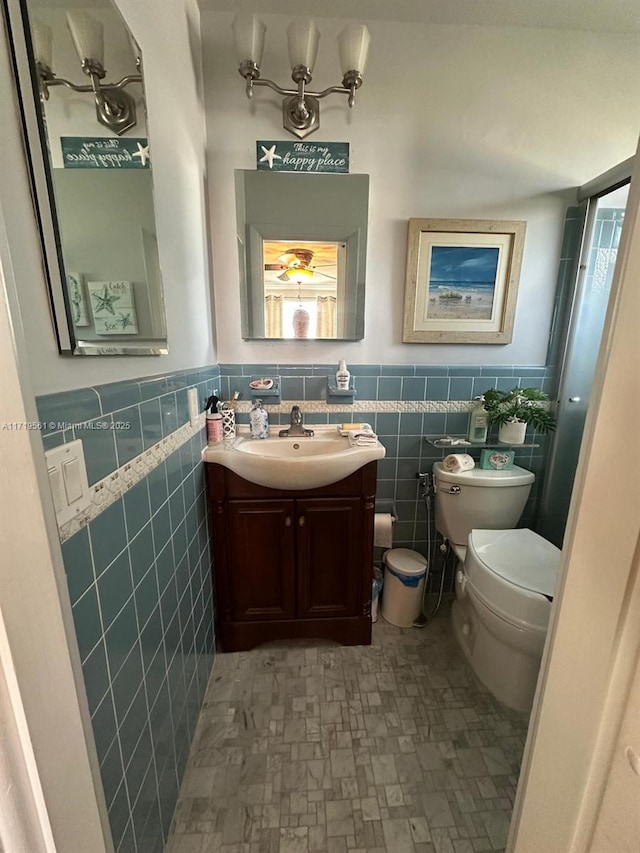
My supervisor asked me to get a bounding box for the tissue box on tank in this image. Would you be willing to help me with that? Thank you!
[480,449,515,470]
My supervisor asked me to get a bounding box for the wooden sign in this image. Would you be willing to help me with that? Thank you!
[61,137,151,169]
[256,140,349,173]
[87,281,138,335]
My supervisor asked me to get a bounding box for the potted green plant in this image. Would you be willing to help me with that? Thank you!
[482,387,556,444]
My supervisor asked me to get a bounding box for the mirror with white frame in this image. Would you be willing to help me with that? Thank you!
[4,0,168,355]
[236,171,369,341]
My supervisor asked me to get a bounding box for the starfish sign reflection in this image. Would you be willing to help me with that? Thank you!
[92,285,120,316]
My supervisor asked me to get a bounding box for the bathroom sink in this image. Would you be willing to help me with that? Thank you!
[236,435,350,458]
[202,425,385,490]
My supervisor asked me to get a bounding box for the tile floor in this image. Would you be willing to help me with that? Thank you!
[165,605,529,853]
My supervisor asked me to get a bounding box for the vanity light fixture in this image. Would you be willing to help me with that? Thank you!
[233,14,371,139]
[32,12,142,136]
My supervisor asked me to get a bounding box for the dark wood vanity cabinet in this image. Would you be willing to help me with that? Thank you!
[206,462,377,651]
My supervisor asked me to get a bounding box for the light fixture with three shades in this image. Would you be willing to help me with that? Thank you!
[232,14,371,139]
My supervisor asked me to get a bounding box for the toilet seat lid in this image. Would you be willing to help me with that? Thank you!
[469,529,560,598]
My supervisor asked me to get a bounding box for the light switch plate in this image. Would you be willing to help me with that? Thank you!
[187,388,199,428]
[45,439,90,527]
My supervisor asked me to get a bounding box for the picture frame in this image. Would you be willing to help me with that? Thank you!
[87,281,139,335]
[402,218,526,344]
[66,271,89,327]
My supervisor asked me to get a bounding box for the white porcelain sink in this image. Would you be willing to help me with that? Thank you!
[202,425,385,490]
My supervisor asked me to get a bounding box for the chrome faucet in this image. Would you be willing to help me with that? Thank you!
[279,405,314,437]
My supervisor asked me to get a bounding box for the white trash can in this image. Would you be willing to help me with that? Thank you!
[381,548,428,627]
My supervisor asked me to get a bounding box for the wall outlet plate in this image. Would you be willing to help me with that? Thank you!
[188,388,199,427]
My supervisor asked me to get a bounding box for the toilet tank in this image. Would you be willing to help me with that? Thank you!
[433,462,535,546]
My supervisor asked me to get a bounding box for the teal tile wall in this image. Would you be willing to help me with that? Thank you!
[545,205,586,388]
[219,362,555,406]
[38,359,555,849]
[220,362,554,593]
[37,365,220,853]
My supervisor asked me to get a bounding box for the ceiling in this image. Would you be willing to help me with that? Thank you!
[198,0,639,35]
[263,241,339,290]
[263,241,339,270]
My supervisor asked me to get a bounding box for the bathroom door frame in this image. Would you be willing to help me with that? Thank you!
[509,141,640,851]
[0,37,113,848]
[0,221,113,851]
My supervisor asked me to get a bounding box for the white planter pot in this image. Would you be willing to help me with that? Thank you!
[498,420,527,445]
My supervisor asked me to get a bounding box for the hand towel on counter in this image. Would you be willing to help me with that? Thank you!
[442,453,475,473]
[348,431,378,447]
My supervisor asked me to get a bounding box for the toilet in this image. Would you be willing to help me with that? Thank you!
[433,461,561,712]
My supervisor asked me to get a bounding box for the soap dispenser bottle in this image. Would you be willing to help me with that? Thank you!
[336,359,350,390]
[468,395,488,444]
[249,399,269,439]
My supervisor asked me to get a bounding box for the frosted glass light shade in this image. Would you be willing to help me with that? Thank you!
[287,19,320,71]
[32,20,52,69]
[285,266,314,281]
[338,23,371,75]
[232,13,266,66]
[66,10,104,65]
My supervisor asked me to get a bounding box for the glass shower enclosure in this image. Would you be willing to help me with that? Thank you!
[539,181,630,548]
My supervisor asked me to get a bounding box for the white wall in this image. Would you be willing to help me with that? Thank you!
[203,13,639,365]
[0,205,111,850]
[53,171,161,339]
[0,0,215,395]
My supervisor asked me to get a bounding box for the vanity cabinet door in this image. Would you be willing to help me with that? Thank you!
[296,498,362,619]
[227,500,296,621]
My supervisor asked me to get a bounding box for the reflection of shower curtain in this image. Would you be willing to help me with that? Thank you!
[317,296,337,338]
[264,295,283,337]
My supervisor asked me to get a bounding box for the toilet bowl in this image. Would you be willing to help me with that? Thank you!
[451,528,561,712]
[432,461,561,712]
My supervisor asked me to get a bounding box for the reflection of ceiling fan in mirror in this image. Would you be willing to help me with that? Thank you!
[264,248,337,282]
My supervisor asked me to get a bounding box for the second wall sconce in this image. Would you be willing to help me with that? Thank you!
[32,11,142,136]
[233,15,371,139]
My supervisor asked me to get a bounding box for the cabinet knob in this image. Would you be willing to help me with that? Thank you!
[298,516,306,527]
[285,516,292,527]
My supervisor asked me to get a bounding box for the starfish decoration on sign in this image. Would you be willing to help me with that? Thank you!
[92,285,120,315]
[132,142,150,166]
[259,144,281,169]
[118,312,135,330]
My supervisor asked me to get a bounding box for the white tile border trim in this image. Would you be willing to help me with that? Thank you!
[58,414,206,544]
[236,400,475,414]
[57,399,476,542]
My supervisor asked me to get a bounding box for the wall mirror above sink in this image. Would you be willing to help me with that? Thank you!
[4,0,168,355]
[235,170,369,341]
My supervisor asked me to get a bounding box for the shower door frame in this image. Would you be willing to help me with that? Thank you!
[538,160,633,547]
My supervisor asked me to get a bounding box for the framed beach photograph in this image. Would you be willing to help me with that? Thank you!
[402,218,526,343]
